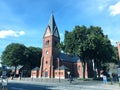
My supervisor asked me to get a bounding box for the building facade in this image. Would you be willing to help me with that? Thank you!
[117,42,120,60]
[39,14,88,79]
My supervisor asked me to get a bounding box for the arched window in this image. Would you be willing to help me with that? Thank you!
[46,40,49,47]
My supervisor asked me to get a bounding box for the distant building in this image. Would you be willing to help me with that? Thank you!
[0,57,2,67]
[31,67,40,78]
[38,14,89,79]
[117,42,120,60]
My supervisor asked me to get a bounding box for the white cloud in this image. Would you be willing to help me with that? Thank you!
[109,1,120,16]
[110,39,117,46]
[19,31,25,35]
[0,30,25,38]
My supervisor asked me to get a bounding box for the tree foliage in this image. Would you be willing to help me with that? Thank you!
[60,25,118,79]
[27,46,42,69]
[87,26,114,78]
[63,26,89,79]
[1,43,27,67]
[1,43,42,71]
[111,46,119,63]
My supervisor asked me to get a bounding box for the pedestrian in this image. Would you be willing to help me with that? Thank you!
[119,77,120,87]
[109,72,113,85]
[103,75,107,84]
[69,75,73,84]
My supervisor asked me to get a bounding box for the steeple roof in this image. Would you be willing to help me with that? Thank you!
[44,13,60,38]
[48,13,56,33]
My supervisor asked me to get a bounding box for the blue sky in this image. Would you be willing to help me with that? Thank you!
[0,0,120,56]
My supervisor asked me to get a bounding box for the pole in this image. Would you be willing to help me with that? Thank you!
[57,58,60,83]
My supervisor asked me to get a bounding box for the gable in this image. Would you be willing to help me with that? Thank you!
[44,26,51,37]
[53,27,59,38]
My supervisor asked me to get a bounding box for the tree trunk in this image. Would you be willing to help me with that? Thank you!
[95,60,101,79]
[93,59,97,79]
[82,61,86,79]
[14,66,17,77]
[97,64,101,79]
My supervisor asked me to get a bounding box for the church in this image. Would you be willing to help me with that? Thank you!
[31,14,89,79]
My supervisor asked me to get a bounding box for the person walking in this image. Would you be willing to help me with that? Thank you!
[103,75,107,84]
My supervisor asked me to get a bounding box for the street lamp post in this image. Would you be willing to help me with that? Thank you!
[67,71,70,79]
[67,71,72,83]
[57,58,60,83]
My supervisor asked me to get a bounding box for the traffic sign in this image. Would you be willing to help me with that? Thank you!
[2,66,7,70]
[2,71,7,76]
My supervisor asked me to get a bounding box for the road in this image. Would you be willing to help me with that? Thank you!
[7,82,51,90]
[0,79,120,90]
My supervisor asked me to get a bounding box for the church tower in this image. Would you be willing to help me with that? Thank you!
[39,14,60,78]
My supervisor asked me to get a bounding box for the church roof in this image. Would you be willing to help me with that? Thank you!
[59,53,80,63]
[32,67,40,71]
[56,65,69,70]
[44,13,60,38]
[48,13,56,33]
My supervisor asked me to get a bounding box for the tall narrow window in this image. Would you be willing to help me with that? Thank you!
[46,40,49,47]
[46,61,48,64]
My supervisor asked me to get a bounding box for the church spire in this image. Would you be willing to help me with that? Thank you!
[48,13,55,33]
[47,13,60,38]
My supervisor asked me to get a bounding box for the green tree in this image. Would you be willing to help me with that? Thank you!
[64,30,74,54]
[1,43,42,77]
[87,26,113,78]
[1,43,28,75]
[72,26,89,79]
[111,46,119,64]
[62,25,115,79]
[63,26,89,79]
[27,46,42,69]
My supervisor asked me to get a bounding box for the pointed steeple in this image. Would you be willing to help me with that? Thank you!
[48,13,56,33]
[45,13,60,38]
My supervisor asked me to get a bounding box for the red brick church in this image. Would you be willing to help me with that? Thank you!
[31,14,89,79]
